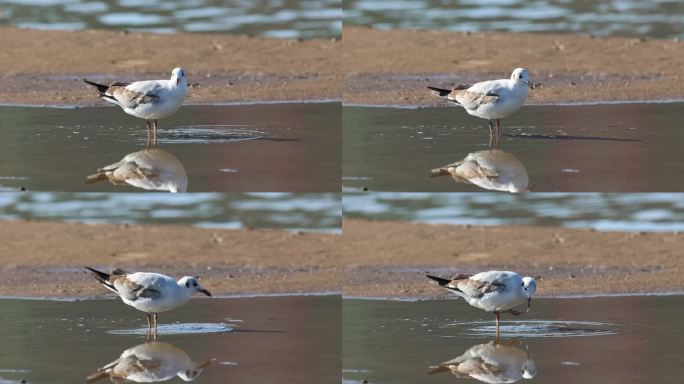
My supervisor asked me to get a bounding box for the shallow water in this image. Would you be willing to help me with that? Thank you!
[343,104,684,192]
[342,296,684,383]
[0,0,341,38]
[0,103,340,192]
[0,192,341,232]
[0,295,340,383]
[342,192,684,232]
[345,0,684,39]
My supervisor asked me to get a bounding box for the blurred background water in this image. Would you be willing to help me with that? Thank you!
[345,0,684,39]
[343,193,684,232]
[0,0,341,38]
[0,192,341,232]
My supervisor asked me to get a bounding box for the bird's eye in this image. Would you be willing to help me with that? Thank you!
[193,281,198,287]
[519,74,523,79]
[521,282,524,286]
[524,287,528,291]
[185,281,190,288]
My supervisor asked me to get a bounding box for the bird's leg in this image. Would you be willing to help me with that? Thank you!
[146,120,151,150]
[495,119,501,148]
[153,120,158,147]
[495,311,500,335]
[146,313,152,338]
[488,120,494,150]
[153,312,158,339]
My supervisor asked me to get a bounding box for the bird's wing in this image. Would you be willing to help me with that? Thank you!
[449,80,504,110]
[455,277,506,299]
[111,274,163,301]
[113,161,160,180]
[108,80,163,110]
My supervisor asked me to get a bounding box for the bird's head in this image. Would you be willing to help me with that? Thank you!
[179,276,211,296]
[522,358,537,379]
[171,67,187,86]
[521,276,537,310]
[511,68,531,88]
[178,359,213,382]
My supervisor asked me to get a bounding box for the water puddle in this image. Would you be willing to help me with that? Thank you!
[0,295,340,383]
[0,0,341,38]
[343,193,684,232]
[109,322,233,336]
[344,0,684,39]
[343,296,684,383]
[0,192,341,232]
[343,104,684,192]
[440,320,620,338]
[0,103,340,192]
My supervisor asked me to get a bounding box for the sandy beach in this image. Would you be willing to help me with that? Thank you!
[1,219,681,299]
[0,26,340,105]
[1,26,682,106]
[343,26,684,106]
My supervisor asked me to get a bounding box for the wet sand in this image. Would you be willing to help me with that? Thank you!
[342,27,684,106]
[1,26,682,106]
[0,27,340,105]
[0,220,341,298]
[1,219,682,299]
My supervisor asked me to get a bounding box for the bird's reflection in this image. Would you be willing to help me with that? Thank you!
[430,149,529,193]
[85,148,188,193]
[86,341,213,383]
[427,339,536,383]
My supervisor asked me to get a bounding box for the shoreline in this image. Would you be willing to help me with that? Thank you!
[2,219,682,299]
[343,26,684,106]
[0,26,340,105]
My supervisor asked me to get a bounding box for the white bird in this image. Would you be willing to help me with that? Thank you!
[85,267,211,336]
[427,271,537,331]
[85,148,188,193]
[428,68,532,146]
[427,340,536,384]
[86,341,213,383]
[430,149,529,193]
[84,68,188,146]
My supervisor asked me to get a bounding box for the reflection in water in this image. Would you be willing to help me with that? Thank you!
[86,341,213,383]
[430,150,528,193]
[85,148,188,193]
[427,339,536,384]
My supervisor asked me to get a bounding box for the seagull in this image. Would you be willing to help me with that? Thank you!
[86,341,213,383]
[429,149,529,193]
[428,68,532,147]
[85,148,188,193]
[84,68,188,146]
[426,271,537,332]
[84,267,211,337]
[427,340,536,383]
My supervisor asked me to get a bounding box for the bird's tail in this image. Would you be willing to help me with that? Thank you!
[428,167,451,178]
[83,79,109,95]
[84,266,118,293]
[84,172,108,184]
[427,86,452,98]
[426,274,452,286]
[85,369,110,383]
[426,364,451,376]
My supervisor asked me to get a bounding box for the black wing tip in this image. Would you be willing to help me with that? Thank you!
[426,274,451,286]
[427,86,452,97]
[84,266,109,281]
[83,79,109,95]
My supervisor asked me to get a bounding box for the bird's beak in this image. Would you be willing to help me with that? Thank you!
[199,288,211,296]
[526,297,532,312]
